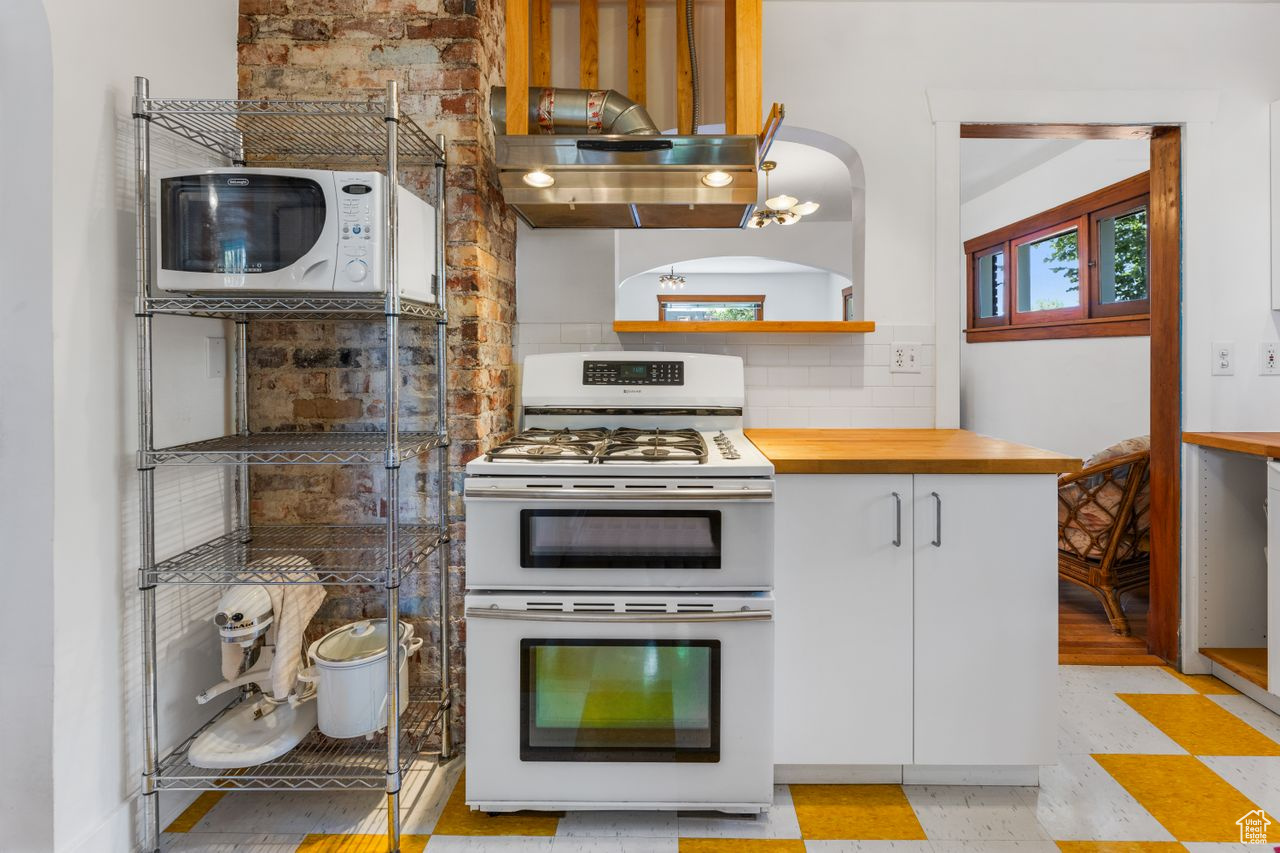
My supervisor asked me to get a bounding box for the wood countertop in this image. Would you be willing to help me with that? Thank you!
[745,429,1082,475]
[1183,431,1280,458]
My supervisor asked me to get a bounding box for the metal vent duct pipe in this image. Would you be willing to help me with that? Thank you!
[491,87,661,136]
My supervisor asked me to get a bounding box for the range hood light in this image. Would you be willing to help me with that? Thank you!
[701,170,734,188]
[791,201,820,216]
[522,169,555,188]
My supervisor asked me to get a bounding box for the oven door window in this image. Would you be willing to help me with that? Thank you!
[521,639,720,762]
[520,510,720,569]
[161,175,326,274]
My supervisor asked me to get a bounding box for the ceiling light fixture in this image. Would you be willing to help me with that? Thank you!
[748,161,820,228]
[658,267,687,290]
[701,170,734,188]
[522,169,555,188]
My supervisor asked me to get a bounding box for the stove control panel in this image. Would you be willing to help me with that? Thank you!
[582,360,684,386]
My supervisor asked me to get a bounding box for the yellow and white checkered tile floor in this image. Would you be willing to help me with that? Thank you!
[162,666,1280,852]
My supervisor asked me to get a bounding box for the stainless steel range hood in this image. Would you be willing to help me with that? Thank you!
[491,87,759,229]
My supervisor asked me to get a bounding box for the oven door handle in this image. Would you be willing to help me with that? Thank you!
[464,487,774,501]
[464,607,773,623]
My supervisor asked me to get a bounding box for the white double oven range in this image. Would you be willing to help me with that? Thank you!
[464,352,776,814]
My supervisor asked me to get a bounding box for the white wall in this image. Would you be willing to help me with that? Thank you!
[959,140,1151,458]
[616,271,843,320]
[0,2,55,850]
[41,0,238,850]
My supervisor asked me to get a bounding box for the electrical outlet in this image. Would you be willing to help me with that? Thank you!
[891,342,922,373]
[1211,341,1235,376]
[1262,342,1280,375]
[206,337,226,379]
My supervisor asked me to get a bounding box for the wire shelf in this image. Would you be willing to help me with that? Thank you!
[155,691,444,792]
[145,294,445,322]
[140,96,445,167]
[147,524,447,586]
[147,432,447,466]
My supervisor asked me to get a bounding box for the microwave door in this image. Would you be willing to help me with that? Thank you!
[157,171,339,292]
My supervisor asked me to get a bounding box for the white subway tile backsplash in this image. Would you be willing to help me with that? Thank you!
[512,323,936,427]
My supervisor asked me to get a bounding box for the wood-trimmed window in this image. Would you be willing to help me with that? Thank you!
[965,171,1151,342]
[657,294,765,321]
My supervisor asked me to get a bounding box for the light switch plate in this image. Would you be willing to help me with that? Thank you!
[1262,342,1280,375]
[206,337,226,379]
[1211,341,1234,376]
[891,342,922,373]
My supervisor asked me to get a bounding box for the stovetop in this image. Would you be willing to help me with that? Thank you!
[466,427,773,477]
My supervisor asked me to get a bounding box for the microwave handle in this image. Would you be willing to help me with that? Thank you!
[465,487,773,501]
[464,606,773,623]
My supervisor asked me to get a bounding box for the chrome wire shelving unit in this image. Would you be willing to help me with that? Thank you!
[133,77,452,853]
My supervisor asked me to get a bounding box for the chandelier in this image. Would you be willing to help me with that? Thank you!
[747,161,820,228]
[658,267,686,290]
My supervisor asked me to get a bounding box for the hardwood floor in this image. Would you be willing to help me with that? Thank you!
[1059,579,1165,665]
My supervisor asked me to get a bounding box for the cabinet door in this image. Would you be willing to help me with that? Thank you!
[913,474,1058,766]
[774,474,914,765]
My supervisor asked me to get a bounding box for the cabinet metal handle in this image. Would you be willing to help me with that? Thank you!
[891,491,902,547]
[931,491,942,547]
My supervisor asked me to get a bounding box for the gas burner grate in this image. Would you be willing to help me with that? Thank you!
[484,427,708,464]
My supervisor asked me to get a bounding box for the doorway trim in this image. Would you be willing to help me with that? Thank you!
[928,88,1218,665]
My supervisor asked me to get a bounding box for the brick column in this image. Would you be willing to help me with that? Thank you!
[239,0,517,740]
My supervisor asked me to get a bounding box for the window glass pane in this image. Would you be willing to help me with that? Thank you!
[523,640,719,761]
[1099,207,1148,304]
[976,251,1004,319]
[662,300,761,321]
[1017,228,1081,313]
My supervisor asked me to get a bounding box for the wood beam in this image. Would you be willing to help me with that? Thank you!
[579,0,599,89]
[530,0,551,87]
[627,0,646,105]
[727,0,761,135]
[676,0,693,134]
[505,0,528,134]
[1148,125,1182,664]
[961,123,1155,140]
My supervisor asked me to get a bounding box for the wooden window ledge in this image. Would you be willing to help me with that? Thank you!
[613,321,877,334]
[965,315,1149,342]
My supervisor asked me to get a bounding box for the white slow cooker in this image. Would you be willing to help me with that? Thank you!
[301,619,423,739]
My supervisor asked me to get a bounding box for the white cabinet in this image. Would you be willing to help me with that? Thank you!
[774,472,1057,770]
[774,474,914,766]
[912,475,1058,767]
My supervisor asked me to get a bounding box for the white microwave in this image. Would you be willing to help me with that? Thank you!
[156,168,435,302]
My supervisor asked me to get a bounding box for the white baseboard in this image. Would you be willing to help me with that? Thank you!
[774,765,903,784]
[902,765,1039,786]
[1210,664,1280,714]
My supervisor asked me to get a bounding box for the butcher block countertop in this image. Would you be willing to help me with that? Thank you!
[1183,431,1280,458]
[745,429,1082,475]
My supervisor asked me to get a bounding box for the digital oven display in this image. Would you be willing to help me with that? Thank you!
[582,360,684,386]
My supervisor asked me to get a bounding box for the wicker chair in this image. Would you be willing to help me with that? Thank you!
[1057,444,1151,636]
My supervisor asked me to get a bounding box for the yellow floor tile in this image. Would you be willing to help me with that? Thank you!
[429,772,560,836]
[788,784,927,841]
[679,841,807,853]
[165,791,226,833]
[1093,754,1279,843]
[296,835,428,853]
[1117,694,1280,756]
[1056,843,1188,852]
[1160,667,1239,695]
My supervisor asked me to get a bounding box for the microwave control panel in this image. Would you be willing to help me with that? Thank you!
[339,179,376,283]
[582,360,684,386]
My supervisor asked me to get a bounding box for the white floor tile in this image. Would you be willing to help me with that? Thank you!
[1198,755,1280,817]
[549,838,678,853]
[804,842,934,852]
[555,811,678,837]
[927,843,1060,852]
[903,786,1050,842]
[1209,694,1280,743]
[1183,844,1278,852]
[1058,665,1194,695]
[676,784,800,838]
[1016,753,1174,841]
[1056,690,1187,755]
[427,839,555,851]
[161,833,305,852]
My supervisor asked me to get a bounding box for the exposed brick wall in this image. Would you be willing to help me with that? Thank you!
[239,0,517,740]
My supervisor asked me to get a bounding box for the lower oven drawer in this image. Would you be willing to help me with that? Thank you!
[464,592,775,812]
[464,477,774,590]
